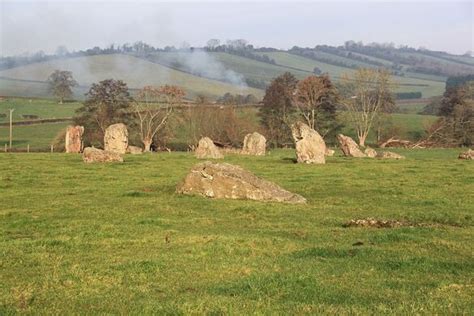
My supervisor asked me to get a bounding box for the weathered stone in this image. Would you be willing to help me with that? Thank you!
[458,149,474,160]
[337,134,366,157]
[291,122,326,164]
[325,148,335,156]
[195,137,224,159]
[65,125,84,153]
[104,123,128,154]
[82,147,123,163]
[364,147,377,158]
[177,162,306,203]
[242,132,266,156]
[127,145,143,155]
[377,151,405,159]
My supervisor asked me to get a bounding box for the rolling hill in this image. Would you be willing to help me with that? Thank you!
[0,54,263,100]
[1,43,473,101]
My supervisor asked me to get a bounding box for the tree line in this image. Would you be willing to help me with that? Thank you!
[49,68,472,151]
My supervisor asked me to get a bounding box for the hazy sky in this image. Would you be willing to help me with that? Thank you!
[0,0,472,56]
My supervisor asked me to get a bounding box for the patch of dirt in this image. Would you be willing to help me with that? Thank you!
[343,218,463,228]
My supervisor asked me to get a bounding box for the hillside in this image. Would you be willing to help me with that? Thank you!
[1,43,473,101]
[0,54,263,100]
[252,52,446,97]
[139,51,445,97]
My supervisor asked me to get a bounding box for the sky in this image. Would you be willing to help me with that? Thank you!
[0,0,472,56]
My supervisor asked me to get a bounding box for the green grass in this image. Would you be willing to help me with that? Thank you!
[0,122,70,150]
[0,97,440,150]
[0,98,79,123]
[0,52,448,100]
[0,149,473,314]
[396,100,430,114]
[258,52,445,97]
[211,52,310,83]
[0,55,263,100]
[338,112,437,142]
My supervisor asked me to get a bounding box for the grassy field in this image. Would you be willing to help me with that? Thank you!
[0,98,79,123]
[0,122,70,151]
[0,111,437,152]
[258,52,446,98]
[0,149,473,314]
[0,97,438,151]
[0,51,449,100]
[0,55,263,100]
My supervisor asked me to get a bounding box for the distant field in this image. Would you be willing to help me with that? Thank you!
[0,121,70,151]
[0,52,451,100]
[0,55,264,100]
[254,52,445,97]
[0,98,79,123]
[396,100,430,115]
[0,150,472,314]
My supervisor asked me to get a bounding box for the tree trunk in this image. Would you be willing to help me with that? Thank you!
[143,139,152,152]
[358,133,367,147]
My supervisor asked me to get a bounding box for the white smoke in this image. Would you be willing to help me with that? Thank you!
[172,49,247,88]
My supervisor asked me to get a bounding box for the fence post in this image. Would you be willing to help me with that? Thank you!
[27,144,30,153]
[50,144,54,153]
[9,108,14,149]
[4,144,7,153]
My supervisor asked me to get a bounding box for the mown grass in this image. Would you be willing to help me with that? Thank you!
[0,149,473,314]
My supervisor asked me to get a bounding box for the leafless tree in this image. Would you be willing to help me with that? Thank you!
[134,85,185,152]
[340,68,394,147]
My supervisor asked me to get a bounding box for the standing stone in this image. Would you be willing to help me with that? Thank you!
[242,132,266,156]
[176,161,306,204]
[364,147,377,158]
[82,147,123,163]
[458,149,474,160]
[337,134,366,157]
[377,151,405,159]
[65,125,84,153]
[291,122,326,164]
[195,137,224,159]
[104,123,128,154]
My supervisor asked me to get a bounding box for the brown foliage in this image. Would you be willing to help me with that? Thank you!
[181,105,260,148]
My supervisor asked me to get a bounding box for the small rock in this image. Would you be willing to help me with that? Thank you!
[127,145,143,154]
[325,148,335,156]
[364,147,377,158]
[337,134,366,157]
[458,149,474,160]
[83,147,123,163]
[195,137,224,159]
[377,151,405,159]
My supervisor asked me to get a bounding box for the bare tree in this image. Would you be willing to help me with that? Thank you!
[134,85,185,152]
[293,74,339,133]
[206,39,220,51]
[340,68,394,147]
